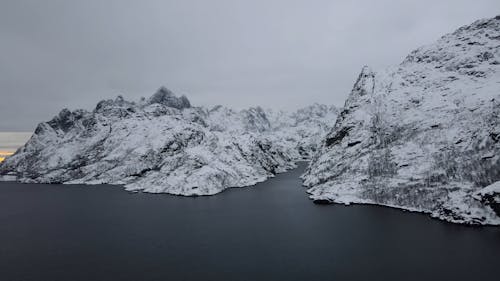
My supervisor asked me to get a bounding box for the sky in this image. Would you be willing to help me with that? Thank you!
[0,132,31,160]
[1,0,499,131]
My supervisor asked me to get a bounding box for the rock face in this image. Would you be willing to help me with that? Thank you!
[0,88,338,196]
[267,104,339,159]
[303,16,500,225]
[147,87,191,109]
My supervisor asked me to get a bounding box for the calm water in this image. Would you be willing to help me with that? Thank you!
[0,163,499,281]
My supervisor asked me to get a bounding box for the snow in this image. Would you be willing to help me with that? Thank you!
[0,88,338,196]
[474,181,500,203]
[303,15,500,225]
[2,15,500,226]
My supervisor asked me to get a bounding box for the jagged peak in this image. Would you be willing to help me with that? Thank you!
[115,95,125,103]
[245,106,266,114]
[147,86,191,110]
[352,66,375,89]
[343,66,375,108]
[152,86,174,98]
[57,108,72,118]
[208,104,236,115]
[359,65,374,76]
[453,15,500,35]
[94,95,134,113]
[44,108,77,133]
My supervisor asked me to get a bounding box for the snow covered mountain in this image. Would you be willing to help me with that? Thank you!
[266,104,340,159]
[0,87,338,196]
[303,16,500,225]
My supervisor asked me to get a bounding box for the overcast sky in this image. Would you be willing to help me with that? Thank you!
[1,0,499,131]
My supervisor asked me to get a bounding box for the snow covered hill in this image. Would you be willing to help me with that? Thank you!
[303,16,500,225]
[0,87,337,196]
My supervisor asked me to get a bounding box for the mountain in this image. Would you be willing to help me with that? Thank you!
[0,88,338,196]
[266,103,340,159]
[303,16,500,225]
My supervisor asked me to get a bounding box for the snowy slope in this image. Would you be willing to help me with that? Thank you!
[0,87,337,196]
[265,104,340,159]
[303,16,500,225]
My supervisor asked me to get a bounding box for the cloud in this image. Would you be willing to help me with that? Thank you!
[1,0,499,131]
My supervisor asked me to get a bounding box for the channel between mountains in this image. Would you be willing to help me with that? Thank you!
[2,15,500,225]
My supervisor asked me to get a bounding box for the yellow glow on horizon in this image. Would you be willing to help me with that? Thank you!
[0,151,14,162]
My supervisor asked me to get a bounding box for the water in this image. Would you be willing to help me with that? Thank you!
[0,163,499,281]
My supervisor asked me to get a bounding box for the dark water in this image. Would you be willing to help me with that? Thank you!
[1,163,499,281]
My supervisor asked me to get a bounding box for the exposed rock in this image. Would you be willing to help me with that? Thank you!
[0,89,338,196]
[303,15,500,225]
[147,86,191,109]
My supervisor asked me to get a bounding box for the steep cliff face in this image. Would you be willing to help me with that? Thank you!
[303,16,500,225]
[0,88,338,196]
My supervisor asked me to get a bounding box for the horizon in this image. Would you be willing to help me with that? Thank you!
[0,132,32,162]
[1,3,500,279]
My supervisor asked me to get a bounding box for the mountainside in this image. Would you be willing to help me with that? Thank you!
[0,87,337,196]
[266,104,340,159]
[303,16,500,225]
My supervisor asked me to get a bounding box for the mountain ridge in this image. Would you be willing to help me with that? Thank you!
[0,88,338,196]
[303,15,500,225]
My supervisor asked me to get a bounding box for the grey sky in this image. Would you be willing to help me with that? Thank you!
[1,0,499,131]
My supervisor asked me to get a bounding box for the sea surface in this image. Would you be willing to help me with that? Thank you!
[0,163,499,281]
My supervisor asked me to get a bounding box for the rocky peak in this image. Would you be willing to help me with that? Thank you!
[344,66,376,108]
[303,15,500,225]
[46,108,76,133]
[242,106,271,132]
[93,95,137,119]
[147,86,191,110]
[402,15,500,77]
